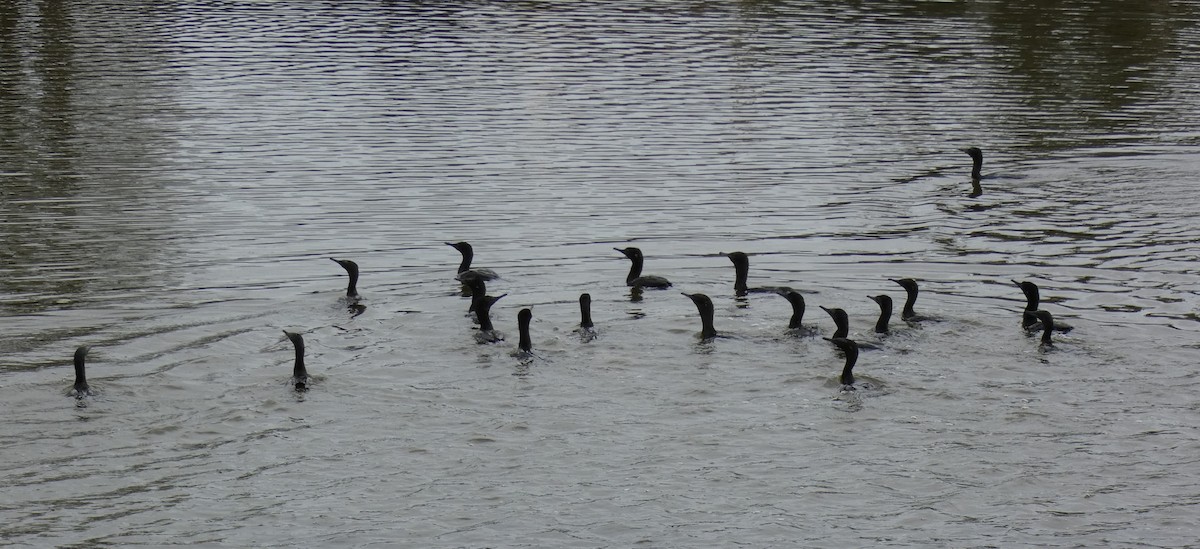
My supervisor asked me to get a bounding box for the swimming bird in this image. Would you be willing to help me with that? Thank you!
[820,306,849,339]
[869,294,892,334]
[578,293,594,330]
[1012,280,1073,333]
[962,147,983,180]
[465,276,488,315]
[575,293,598,342]
[821,305,881,350]
[780,290,815,333]
[447,241,498,282]
[70,345,91,398]
[726,252,790,296]
[682,292,718,340]
[475,292,506,343]
[615,247,671,288]
[517,308,533,353]
[283,330,308,392]
[890,278,934,322]
[824,337,860,389]
[1033,310,1055,346]
[329,258,360,299]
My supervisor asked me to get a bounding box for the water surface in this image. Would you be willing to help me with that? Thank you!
[3,1,1200,546]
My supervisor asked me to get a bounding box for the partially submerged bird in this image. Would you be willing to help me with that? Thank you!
[69,345,92,398]
[820,306,850,339]
[615,247,671,289]
[890,278,934,322]
[475,292,507,343]
[726,252,790,296]
[962,147,983,180]
[821,305,880,350]
[465,276,488,315]
[824,337,860,389]
[517,308,533,354]
[1012,280,1073,333]
[780,290,815,334]
[682,292,718,340]
[1033,310,1055,347]
[447,241,499,282]
[578,293,594,330]
[329,258,360,299]
[283,331,309,392]
[576,293,598,342]
[869,294,892,334]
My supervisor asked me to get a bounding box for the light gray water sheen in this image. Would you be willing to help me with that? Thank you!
[3,1,1200,546]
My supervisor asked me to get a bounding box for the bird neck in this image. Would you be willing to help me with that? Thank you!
[625,257,644,283]
[901,290,917,319]
[699,308,717,339]
[457,250,473,274]
[732,260,748,293]
[840,351,857,386]
[874,305,891,334]
[477,305,495,332]
[579,303,593,329]
[292,343,307,378]
[73,354,87,385]
[518,319,532,352]
[788,298,805,330]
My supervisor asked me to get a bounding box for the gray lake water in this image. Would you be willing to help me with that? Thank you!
[3,1,1200,546]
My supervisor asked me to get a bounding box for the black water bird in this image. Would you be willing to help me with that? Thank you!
[475,292,507,343]
[447,241,498,282]
[780,290,815,333]
[890,278,933,322]
[575,293,598,342]
[615,247,671,288]
[682,292,718,340]
[329,258,360,299]
[1033,310,1055,346]
[517,308,533,354]
[869,294,892,334]
[1012,280,1073,333]
[963,147,983,180]
[578,293,594,330]
[726,252,790,296]
[821,304,882,350]
[283,331,309,392]
[824,337,860,388]
[466,276,488,314]
[820,306,850,339]
[70,345,91,398]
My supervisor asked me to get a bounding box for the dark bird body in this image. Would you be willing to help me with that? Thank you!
[447,241,499,282]
[475,292,506,343]
[615,247,671,288]
[1013,280,1073,333]
[821,305,881,350]
[726,252,790,296]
